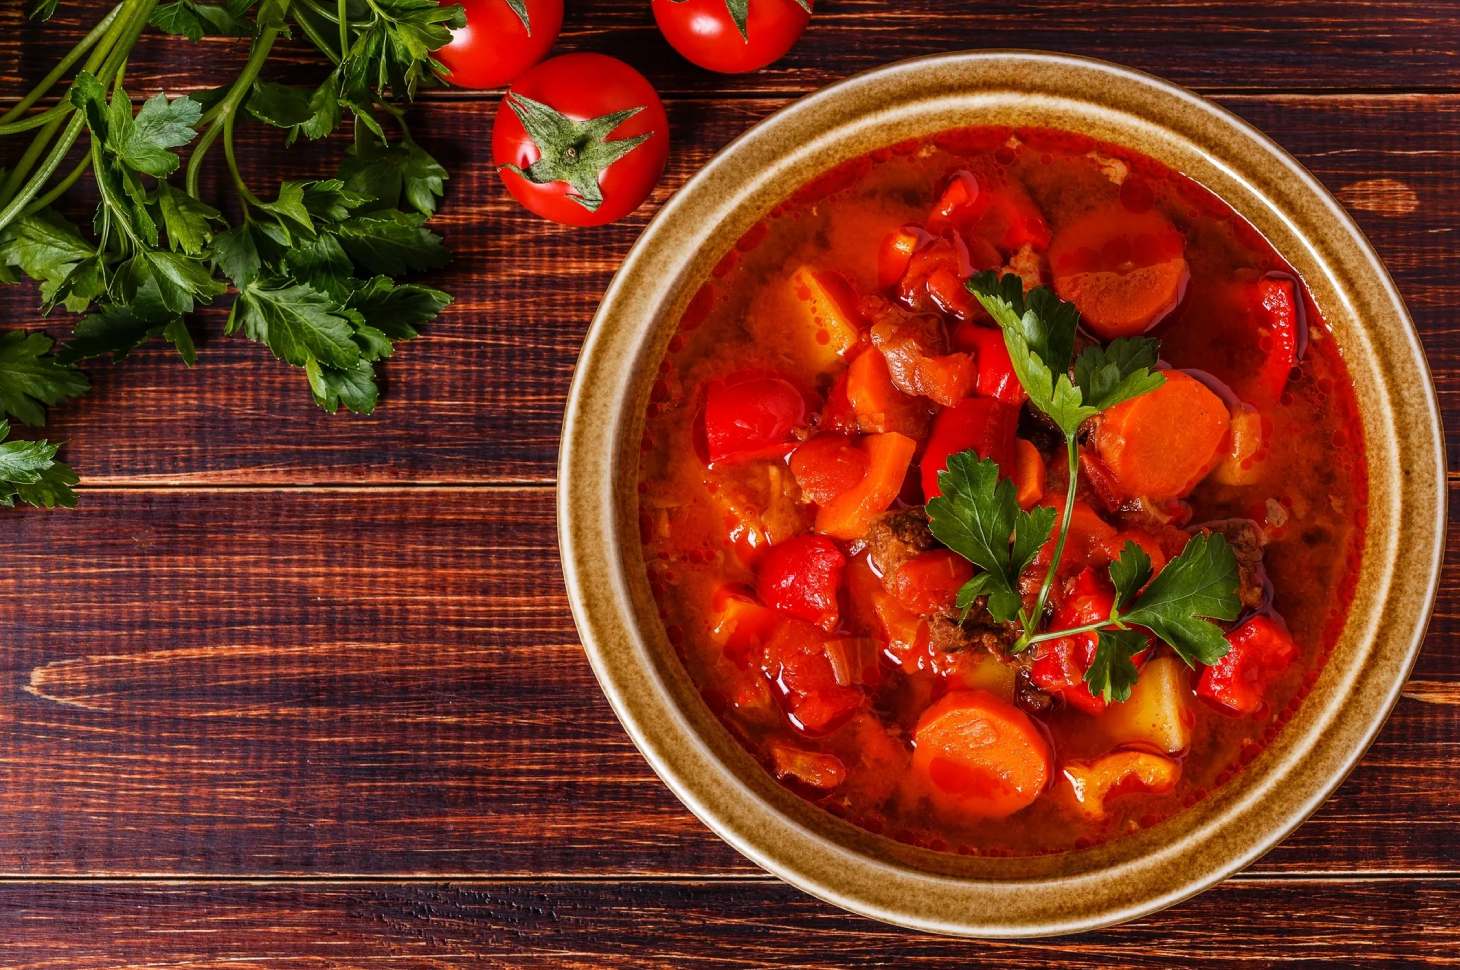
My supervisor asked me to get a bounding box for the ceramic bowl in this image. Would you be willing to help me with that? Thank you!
[558,51,1445,937]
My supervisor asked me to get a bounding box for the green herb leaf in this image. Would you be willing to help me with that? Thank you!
[1084,629,1148,703]
[61,280,182,363]
[247,75,340,144]
[927,451,1055,623]
[1121,532,1241,666]
[114,90,203,178]
[1074,336,1165,412]
[334,211,448,274]
[1108,539,1153,610]
[0,419,76,509]
[340,137,448,216]
[156,183,222,256]
[150,0,255,40]
[345,275,450,339]
[0,210,104,312]
[0,331,90,427]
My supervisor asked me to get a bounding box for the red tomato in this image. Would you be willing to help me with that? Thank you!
[652,0,812,74]
[1029,568,1139,715]
[757,535,847,631]
[436,0,563,89]
[703,373,806,463]
[789,435,868,505]
[888,550,973,615]
[1197,615,1297,716]
[493,53,669,226]
[919,397,1019,500]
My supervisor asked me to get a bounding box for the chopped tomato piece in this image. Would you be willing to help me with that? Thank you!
[1197,614,1298,716]
[845,348,926,436]
[951,322,1027,405]
[919,397,1019,500]
[971,182,1052,253]
[925,170,984,234]
[870,311,975,407]
[790,434,868,506]
[1061,751,1180,820]
[703,373,806,464]
[888,549,973,615]
[1049,202,1188,337]
[761,620,864,733]
[1034,498,1117,575]
[1094,371,1230,500]
[912,690,1052,819]
[756,534,847,631]
[768,741,847,790]
[815,432,917,540]
[708,584,782,660]
[1098,530,1168,578]
[1012,438,1046,510]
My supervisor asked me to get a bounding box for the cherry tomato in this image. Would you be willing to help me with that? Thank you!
[703,373,806,464]
[437,0,563,90]
[652,0,812,74]
[493,53,669,226]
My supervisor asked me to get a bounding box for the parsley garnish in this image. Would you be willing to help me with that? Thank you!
[0,0,462,508]
[927,273,1241,703]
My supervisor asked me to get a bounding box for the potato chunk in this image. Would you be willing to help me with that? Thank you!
[1099,656,1193,754]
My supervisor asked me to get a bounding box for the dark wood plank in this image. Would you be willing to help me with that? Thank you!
[0,877,1453,967]
[7,0,1460,98]
[0,94,1454,485]
[0,487,1456,876]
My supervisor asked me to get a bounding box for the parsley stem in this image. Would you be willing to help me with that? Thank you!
[0,3,123,125]
[0,103,74,137]
[223,114,261,208]
[22,155,92,217]
[1022,615,1127,648]
[0,114,85,235]
[187,19,287,198]
[1018,434,1080,649]
[338,0,350,58]
[291,8,343,65]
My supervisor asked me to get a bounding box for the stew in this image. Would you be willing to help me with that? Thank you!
[636,127,1367,855]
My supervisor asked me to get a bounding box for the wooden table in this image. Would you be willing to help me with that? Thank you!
[1,1,1455,965]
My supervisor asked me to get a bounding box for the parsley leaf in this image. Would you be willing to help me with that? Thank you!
[1108,539,1153,610]
[927,451,1055,623]
[0,210,103,312]
[0,420,77,509]
[0,332,90,426]
[1120,532,1241,666]
[1073,336,1165,412]
[150,0,255,40]
[1085,629,1148,703]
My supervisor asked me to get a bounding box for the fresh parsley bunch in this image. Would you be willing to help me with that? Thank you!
[0,0,464,508]
[925,272,1241,703]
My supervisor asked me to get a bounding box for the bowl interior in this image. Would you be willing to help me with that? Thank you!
[559,51,1445,937]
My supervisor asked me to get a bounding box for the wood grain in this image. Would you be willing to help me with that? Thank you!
[0,94,1455,485]
[8,0,1460,98]
[0,878,1454,968]
[0,488,1455,876]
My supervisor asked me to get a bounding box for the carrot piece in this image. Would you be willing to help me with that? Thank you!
[815,432,917,540]
[912,689,1052,819]
[1060,751,1180,820]
[1094,371,1230,500]
[845,349,924,436]
[708,584,782,660]
[1049,203,1189,338]
[1012,438,1046,509]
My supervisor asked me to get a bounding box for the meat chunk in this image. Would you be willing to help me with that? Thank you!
[926,613,1015,655]
[1195,518,1269,611]
[861,507,934,577]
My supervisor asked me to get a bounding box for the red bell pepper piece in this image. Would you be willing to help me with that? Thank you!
[878,226,929,290]
[1239,276,1299,406]
[925,171,985,233]
[951,322,1027,405]
[919,397,1018,500]
[703,373,806,464]
[756,534,847,631]
[1197,614,1297,716]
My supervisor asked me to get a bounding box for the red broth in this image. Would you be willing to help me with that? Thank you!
[636,127,1367,855]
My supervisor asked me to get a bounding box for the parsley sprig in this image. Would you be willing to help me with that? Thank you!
[0,0,461,509]
[926,272,1241,703]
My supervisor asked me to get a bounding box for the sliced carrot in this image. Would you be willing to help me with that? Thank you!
[1012,438,1046,509]
[815,432,917,540]
[845,348,925,437]
[912,689,1052,819]
[1049,203,1189,338]
[1094,371,1230,500]
[1060,751,1180,820]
